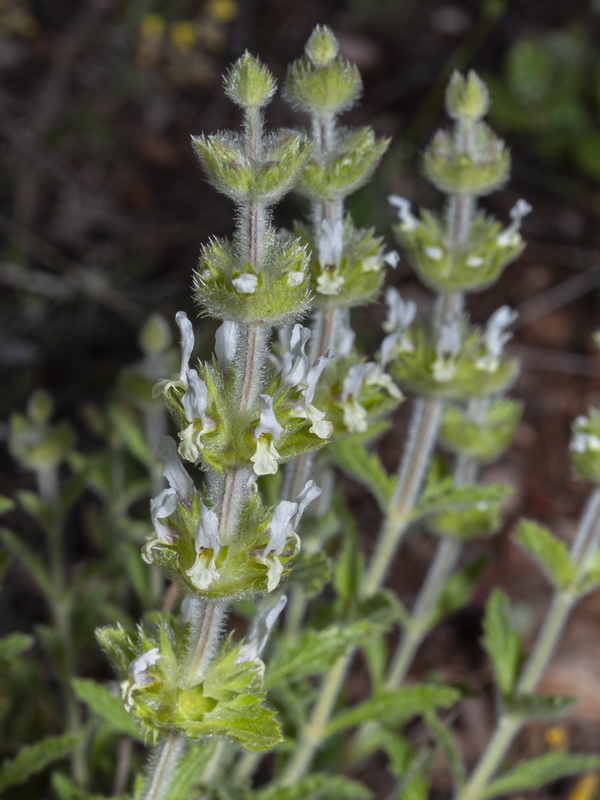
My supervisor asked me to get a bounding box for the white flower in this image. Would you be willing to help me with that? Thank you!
[363,362,402,400]
[384,251,400,268]
[317,218,345,296]
[496,199,532,247]
[571,432,600,453]
[380,287,416,367]
[232,274,258,294]
[153,311,195,395]
[280,324,311,388]
[159,436,194,502]
[290,350,335,439]
[341,363,371,432]
[294,479,322,526]
[186,501,221,590]
[388,195,418,231]
[122,647,161,710]
[178,370,217,462]
[215,320,238,375]
[236,594,288,665]
[475,305,517,372]
[335,311,355,358]
[251,395,283,476]
[424,246,443,261]
[432,321,461,382]
[287,270,305,286]
[252,500,299,591]
[466,255,484,268]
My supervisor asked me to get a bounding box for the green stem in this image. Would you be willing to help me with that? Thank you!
[142,733,187,800]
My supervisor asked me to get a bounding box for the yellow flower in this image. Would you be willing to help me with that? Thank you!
[208,0,238,23]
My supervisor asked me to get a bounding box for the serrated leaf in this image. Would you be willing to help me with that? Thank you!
[161,740,218,800]
[326,684,461,735]
[424,712,465,791]
[1,528,55,599]
[482,589,522,696]
[516,520,575,590]
[0,631,35,662]
[507,692,575,720]
[72,678,144,741]
[0,733,78,791]
[482,753,600,798]
[327,437,394,510]
[254,773,372,800]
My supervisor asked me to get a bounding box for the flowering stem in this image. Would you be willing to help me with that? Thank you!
[456,488,600,800]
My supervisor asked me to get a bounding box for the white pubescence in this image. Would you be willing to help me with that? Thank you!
[186,501,222,590]
[236,594,288,667]
[252,480,320,592]
[289,349,336,439]
[178,369,217,462]
[388,194,419,231]
[232,273,258,294]
[316,218,345,295]
[144,436,195,563]
[432,320,462,382]
[215,320,238,375]
[122,647,161,710]
[380,286,417,367]
[475,305,517,372]
[341,361,401,433]
[251,394,284,476]
[496,199,532,247]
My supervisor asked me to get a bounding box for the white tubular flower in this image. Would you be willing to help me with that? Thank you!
[571,432,600,453]
[280,324,311,388]
[215,321,238,375]
[232,273,258,294]
[255,500,300,592]
[388,195,418,231]
[432,321,461,382]
[363,362,402,400]
[179,370,217,462]
[381,287,416,367]
[122,647,161,710]
[159,436,194,502]
[236,594,288,665]
[149,489,178,543]
[153,311,195,395]
[496,199,532,247]
[186,501,221,590]
[317,218,345,295]
[335,311,356,358]
[251,395,284,476]
[293,479,322,527]
[476,305,517,372]
[341,363,370,432]
[291,349,335,439]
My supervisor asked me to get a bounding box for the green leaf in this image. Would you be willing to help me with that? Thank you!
[108,405,153,467]
[398,764,430,800]
[327,436,394,510]
[0,631,35,662]
[16,489,53,530]
[0,495,15,514]
[332,499,364,610]
[507,693,575,720]
[255,774,372,800]
[161,740,218,800]
[52,771,132,800]
[59,464,89,518]
[482,589,522,696]
[424,712,465,791]
[290,551,331,598]
[516,520,575,590]
[0,733,78,791]
[413,481,512,526]
[482,753,600,798]
[326,684,461,735]
[0,527,55,599]
[72,678,144,741]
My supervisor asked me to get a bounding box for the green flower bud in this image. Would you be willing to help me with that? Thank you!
[445,70,490,121]
[223,52,276,109]
[423,123,510,196]
[305,25,339,67]
[298,127,389,202]
[570,411,600,483]
[440,398,522,462]
[139,314,172,356]
[286,53,361,117]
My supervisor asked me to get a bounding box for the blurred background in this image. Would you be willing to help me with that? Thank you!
[4,0,600,794]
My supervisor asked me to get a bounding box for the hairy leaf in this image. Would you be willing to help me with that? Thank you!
[72,678,144,741]
[516,520,575,590]
[0,733,78,792]
[482,589,521,696]
[482,753,600,798]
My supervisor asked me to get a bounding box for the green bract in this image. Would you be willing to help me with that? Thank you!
[298,127,390,202]
[96,618,281,751]
[223,52,276,109]
[440,399,522,462]
[445,70,490,121]
[286,53,361,117]
[570,410,600,482]
[423,122,510,196]
[194,231,311,324]
[192,130,310,206]
[304,25,339,67]
[393,209,525,293]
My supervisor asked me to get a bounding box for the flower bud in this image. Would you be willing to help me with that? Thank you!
[305,25,339,67]
[445,70,489,121]
[223,52,276,109]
